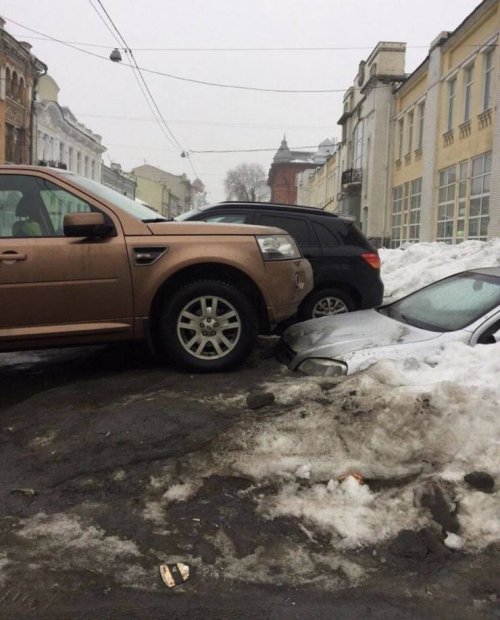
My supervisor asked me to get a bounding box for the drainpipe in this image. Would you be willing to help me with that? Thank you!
[29,59,48,164]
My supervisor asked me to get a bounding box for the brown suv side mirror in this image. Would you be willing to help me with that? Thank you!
[64,212,115,238]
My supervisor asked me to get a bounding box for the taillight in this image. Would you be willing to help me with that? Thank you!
[361,253,381,269]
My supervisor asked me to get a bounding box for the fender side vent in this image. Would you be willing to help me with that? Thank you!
[133,246,168,266]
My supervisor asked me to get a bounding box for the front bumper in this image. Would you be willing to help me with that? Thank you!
[263,258,313,325]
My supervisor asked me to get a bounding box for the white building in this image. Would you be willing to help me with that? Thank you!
[33,75,105,179]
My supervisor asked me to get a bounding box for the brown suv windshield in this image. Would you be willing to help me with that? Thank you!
[63,172,168,222]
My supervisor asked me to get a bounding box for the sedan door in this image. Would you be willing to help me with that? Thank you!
[0,172,134,348]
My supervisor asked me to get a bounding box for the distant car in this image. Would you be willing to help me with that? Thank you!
[0,166,313,372]
[280,268,500,376]
[177,201,384,321]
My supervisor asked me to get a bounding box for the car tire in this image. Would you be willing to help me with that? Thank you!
[300,288,355,320]
[159,279,257,372]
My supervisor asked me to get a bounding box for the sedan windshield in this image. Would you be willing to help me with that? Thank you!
[380,272,500,332]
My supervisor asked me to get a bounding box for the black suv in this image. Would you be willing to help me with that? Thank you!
[177,202,384,320]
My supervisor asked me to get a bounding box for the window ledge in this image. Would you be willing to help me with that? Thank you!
[443,129,454,147]
[478,108,492,129]
[459,120,472,138]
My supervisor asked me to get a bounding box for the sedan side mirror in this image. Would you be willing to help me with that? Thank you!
[64,212,115,238]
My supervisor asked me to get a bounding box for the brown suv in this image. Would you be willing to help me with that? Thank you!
[0,166,312,371]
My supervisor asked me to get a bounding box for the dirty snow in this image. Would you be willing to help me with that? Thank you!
[148,241,499,564]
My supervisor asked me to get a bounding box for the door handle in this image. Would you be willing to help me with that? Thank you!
[0,251,27,262]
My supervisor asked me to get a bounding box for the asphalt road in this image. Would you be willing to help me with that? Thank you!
[0,343,498,619]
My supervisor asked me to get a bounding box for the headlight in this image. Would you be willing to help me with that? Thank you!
[298,358,348,377]
[256,234,301,261]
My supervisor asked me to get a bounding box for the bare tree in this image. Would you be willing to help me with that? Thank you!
[224,163,269,202]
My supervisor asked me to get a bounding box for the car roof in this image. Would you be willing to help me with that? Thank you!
[467,267,500,277]
[203,201,353,221]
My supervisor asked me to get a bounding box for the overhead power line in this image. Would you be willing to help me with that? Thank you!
[89,1,189,162]
[5,17,352,93]
[9,34,498,52]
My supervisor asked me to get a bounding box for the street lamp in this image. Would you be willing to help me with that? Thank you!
[110,48,122,62]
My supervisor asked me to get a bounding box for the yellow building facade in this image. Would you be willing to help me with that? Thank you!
[390,0,499,246]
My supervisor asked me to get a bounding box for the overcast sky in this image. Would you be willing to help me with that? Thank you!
[2,0,481,201]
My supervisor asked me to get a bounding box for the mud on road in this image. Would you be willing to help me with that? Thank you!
[0,343,498,619]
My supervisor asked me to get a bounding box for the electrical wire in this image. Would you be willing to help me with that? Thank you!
[93,2,186,150]
[9,34,498,51]
[88,2,184,152]
[5,17,356,93]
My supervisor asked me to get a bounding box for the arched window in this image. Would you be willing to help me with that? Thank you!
[18,77,25,104]
[5,67,11,97]
[11,71,18,100]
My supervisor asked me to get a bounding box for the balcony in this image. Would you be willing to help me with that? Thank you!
[341,168,362,188]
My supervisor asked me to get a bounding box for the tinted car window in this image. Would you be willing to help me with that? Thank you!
[259,214,310,243]
[340,221,375,250]
[204,213,249,224]
[313,222,340,247]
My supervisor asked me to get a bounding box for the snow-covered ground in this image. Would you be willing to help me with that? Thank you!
[148,241,499,576]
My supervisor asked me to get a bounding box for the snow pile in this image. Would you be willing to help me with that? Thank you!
[379,239,500,301]
[143,242,499,582]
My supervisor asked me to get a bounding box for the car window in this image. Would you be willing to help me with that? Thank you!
[204,213,249,224]
[313,221,340,246]
[0,174,98,238]
[476,317,500,344]
[40,188,92,234]
[259,214,310,243]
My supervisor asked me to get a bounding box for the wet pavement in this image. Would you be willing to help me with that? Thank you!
[0,343,498,619]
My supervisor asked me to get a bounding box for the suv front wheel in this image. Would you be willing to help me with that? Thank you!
[159,279,258,372]
[300,288,354,320]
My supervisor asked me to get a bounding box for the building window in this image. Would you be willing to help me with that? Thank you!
[482,48,494,111]
[352,120,364,170]
[409,178,422,242]
[447,78,456,131]
[391,185,403,247]
[407,111,414,154]
[397,118,404,160]
[59,142,64,165]
[10,71,18,100]
[468,152,491,240]
[68,147,74,171]
[91,160,96,180]
[5,67,11,97]
[18,77,25,105]
[417,101,425,149]
[77,152,82,174]
[436,165,456,243]
[456,161,468,242]
[84,156,89,178]
[463,64,474,122]
[5,124,23,163]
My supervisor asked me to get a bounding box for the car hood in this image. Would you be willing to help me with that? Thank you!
[147,221,285,236]
[283,309,441,360]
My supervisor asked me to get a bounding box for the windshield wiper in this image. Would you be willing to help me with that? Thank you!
[142,218,168,223]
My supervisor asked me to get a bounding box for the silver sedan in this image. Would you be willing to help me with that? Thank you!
[281,267,500,376]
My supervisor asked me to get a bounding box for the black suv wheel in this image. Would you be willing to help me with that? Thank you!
[300,288,354,320]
